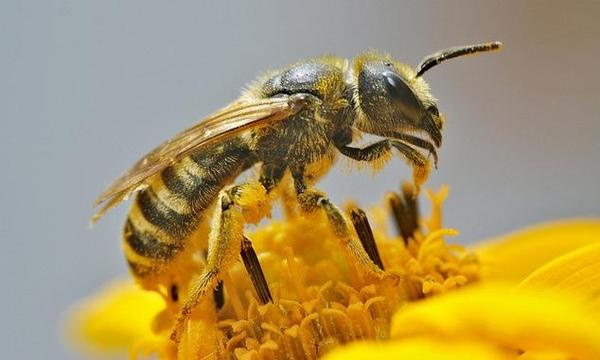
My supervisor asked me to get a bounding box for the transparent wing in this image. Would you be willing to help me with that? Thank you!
[92,93,313,223]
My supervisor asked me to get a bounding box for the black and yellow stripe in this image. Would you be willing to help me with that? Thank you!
[123,138,256,278]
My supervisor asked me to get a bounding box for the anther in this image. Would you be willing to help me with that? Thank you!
[240,236,272,304]
[350,207,384,270]
[170,284,179,302]
[388,182,420,243]
[213,281,225,310]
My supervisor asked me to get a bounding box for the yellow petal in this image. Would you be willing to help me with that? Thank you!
[519,243,600,312]
[65,278,164,355]
[390,283,600,359]
[474,219,600,282]
[323,338,510,360]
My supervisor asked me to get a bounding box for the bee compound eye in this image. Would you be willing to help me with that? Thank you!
[382,70,423,122]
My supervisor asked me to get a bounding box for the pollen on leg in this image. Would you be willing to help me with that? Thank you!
[231,182,272,224]
[411,161,431,194]
[296,189,328,213]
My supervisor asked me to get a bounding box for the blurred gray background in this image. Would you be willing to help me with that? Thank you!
[2,1,599,358]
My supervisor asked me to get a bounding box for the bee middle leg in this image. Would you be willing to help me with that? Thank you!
[292,172,389,281]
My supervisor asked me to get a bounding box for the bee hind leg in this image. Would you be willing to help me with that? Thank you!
[171,182,270,341]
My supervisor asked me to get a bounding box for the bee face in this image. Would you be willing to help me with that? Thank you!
[353,53,443,146]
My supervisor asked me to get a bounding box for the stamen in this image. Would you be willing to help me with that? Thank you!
[213,281,225,310]
[350,207,385,270]
[241,236,272,304]
[284,247,309,301]
[388,182,420,242]
[170,284,179,302]
[222,271,245,319]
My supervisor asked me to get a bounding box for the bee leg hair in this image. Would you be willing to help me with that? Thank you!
[336,139,392,161]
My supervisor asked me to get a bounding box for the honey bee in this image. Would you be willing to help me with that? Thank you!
[94,41,502,340]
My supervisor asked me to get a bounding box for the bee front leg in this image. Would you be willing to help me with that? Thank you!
[336,139,393,162]
[336,139,430,168]
[335,138,431,193]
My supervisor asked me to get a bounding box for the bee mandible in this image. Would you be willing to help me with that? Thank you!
[93,41,502,340]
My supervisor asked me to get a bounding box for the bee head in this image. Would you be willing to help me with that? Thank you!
[352,53,442,147]
[351,42,502,148]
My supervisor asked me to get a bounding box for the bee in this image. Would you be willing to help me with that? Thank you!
[93,41,502,340]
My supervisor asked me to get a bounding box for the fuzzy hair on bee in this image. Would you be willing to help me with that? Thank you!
[93,41,502,341]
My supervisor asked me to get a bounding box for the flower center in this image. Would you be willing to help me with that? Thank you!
[157,184,479,359]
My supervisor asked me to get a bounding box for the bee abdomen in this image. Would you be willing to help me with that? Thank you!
[135,187,193,238]
[126,259,156,278]
[124,138,256,277]
[124,218,181,260]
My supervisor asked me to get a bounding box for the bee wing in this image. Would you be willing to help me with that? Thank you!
[92,93,312,223]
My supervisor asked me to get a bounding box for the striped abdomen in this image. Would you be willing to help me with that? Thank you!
[123,138,255,280]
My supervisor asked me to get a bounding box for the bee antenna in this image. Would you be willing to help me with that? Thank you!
[416,41,503,78]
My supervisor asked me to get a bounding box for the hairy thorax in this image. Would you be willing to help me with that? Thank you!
[248,57,352,174]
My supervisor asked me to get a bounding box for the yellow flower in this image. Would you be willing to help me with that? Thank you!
[66,185,600,359]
